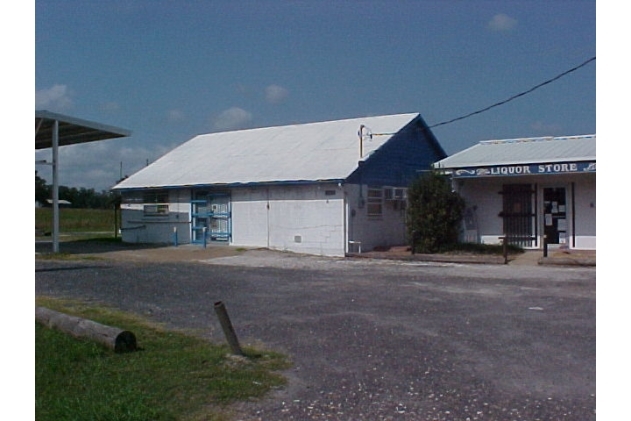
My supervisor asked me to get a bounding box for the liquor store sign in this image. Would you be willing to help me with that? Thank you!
[452,161,596,178]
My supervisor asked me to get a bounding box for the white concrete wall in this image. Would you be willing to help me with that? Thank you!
[572,174,596,249]
[120,189,191,244]
[453,174,596,249]
[231,184,346,256]
[455,178,505,245]
[345,184,408,252]
[230,187,270,248]
[232,183,409,255]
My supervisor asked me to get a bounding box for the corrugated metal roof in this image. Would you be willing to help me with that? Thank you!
[434,135,596,169]
[113,113,420,189]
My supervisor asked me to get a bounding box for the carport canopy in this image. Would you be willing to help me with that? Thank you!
[35,110,131,252]
[36,110,131,149]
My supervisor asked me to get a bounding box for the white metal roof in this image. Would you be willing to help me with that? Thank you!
[113,113,420,189]
[434,135,596,169]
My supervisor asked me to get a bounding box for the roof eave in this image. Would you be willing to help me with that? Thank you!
[112,178,348,191]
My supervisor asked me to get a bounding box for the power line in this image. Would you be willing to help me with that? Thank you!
[429,56,596,129]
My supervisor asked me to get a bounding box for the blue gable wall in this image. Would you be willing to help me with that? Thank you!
[346,116,446,187]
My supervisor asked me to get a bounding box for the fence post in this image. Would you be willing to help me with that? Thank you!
[213,301,243,356]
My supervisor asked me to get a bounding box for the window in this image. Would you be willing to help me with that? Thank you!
[143,190,169,216]
[143,191,169,204]
[394,188,406,200]
[367,187,383,217]
[143,204,169,216]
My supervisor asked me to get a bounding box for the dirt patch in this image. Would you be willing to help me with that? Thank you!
[35,240,248,263]
[36,240,595,266]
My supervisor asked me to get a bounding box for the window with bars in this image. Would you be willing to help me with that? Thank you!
[500,184,536,247]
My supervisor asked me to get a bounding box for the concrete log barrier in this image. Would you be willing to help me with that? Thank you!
[36,306,137,352]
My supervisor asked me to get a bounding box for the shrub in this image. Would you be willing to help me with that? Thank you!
[406,171,465,253]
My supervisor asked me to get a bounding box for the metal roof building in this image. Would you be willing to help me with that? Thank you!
[434,135,596,171]
[113,113,446,256]
[114,113,441,189]
[434,135,596,251]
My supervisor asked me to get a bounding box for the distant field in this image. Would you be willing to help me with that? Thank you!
[36,208,118,236]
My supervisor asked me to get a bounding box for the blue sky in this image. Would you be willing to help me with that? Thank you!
[34,0,596,191]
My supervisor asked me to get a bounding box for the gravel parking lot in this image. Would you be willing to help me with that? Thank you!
[35,246,596,420]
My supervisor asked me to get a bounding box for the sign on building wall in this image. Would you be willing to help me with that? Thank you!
[452,161,596,178]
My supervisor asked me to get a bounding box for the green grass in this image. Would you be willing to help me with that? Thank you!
[36,208,117,235]
[36,297,290,421]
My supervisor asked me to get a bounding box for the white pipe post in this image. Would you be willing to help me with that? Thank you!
[52,119,60,253]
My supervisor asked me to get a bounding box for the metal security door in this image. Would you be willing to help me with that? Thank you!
[207,193,231,241]
[543,187,567,245]
[500,184,536,248]
[191,192,231,243]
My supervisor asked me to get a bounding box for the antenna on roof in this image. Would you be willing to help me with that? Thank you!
[358,125,398,158]
[358,125,372,158]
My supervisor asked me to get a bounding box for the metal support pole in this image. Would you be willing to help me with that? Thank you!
[213,301,243,356]
[501,236,508,264]
[52,120,60,253]
[114,202,118,239]
[543,235,548,258]
[173,226,178,247]
[203,226,207,248]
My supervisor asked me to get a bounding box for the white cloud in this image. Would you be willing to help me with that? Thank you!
[167,109,186,123]
[235,83,253,97]
[212,107,253,131]
[531,121,562,134]
[35,139,179,191]
[35,142,119,191]
[265,84,289,104]
[487,13,517,31]
[35,84,73,111]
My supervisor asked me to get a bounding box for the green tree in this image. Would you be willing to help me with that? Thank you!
[35,171,50,205]
[35,171,117,209]
[406,171,465,253]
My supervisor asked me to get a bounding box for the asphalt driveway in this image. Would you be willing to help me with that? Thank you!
[35,249,596,420]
